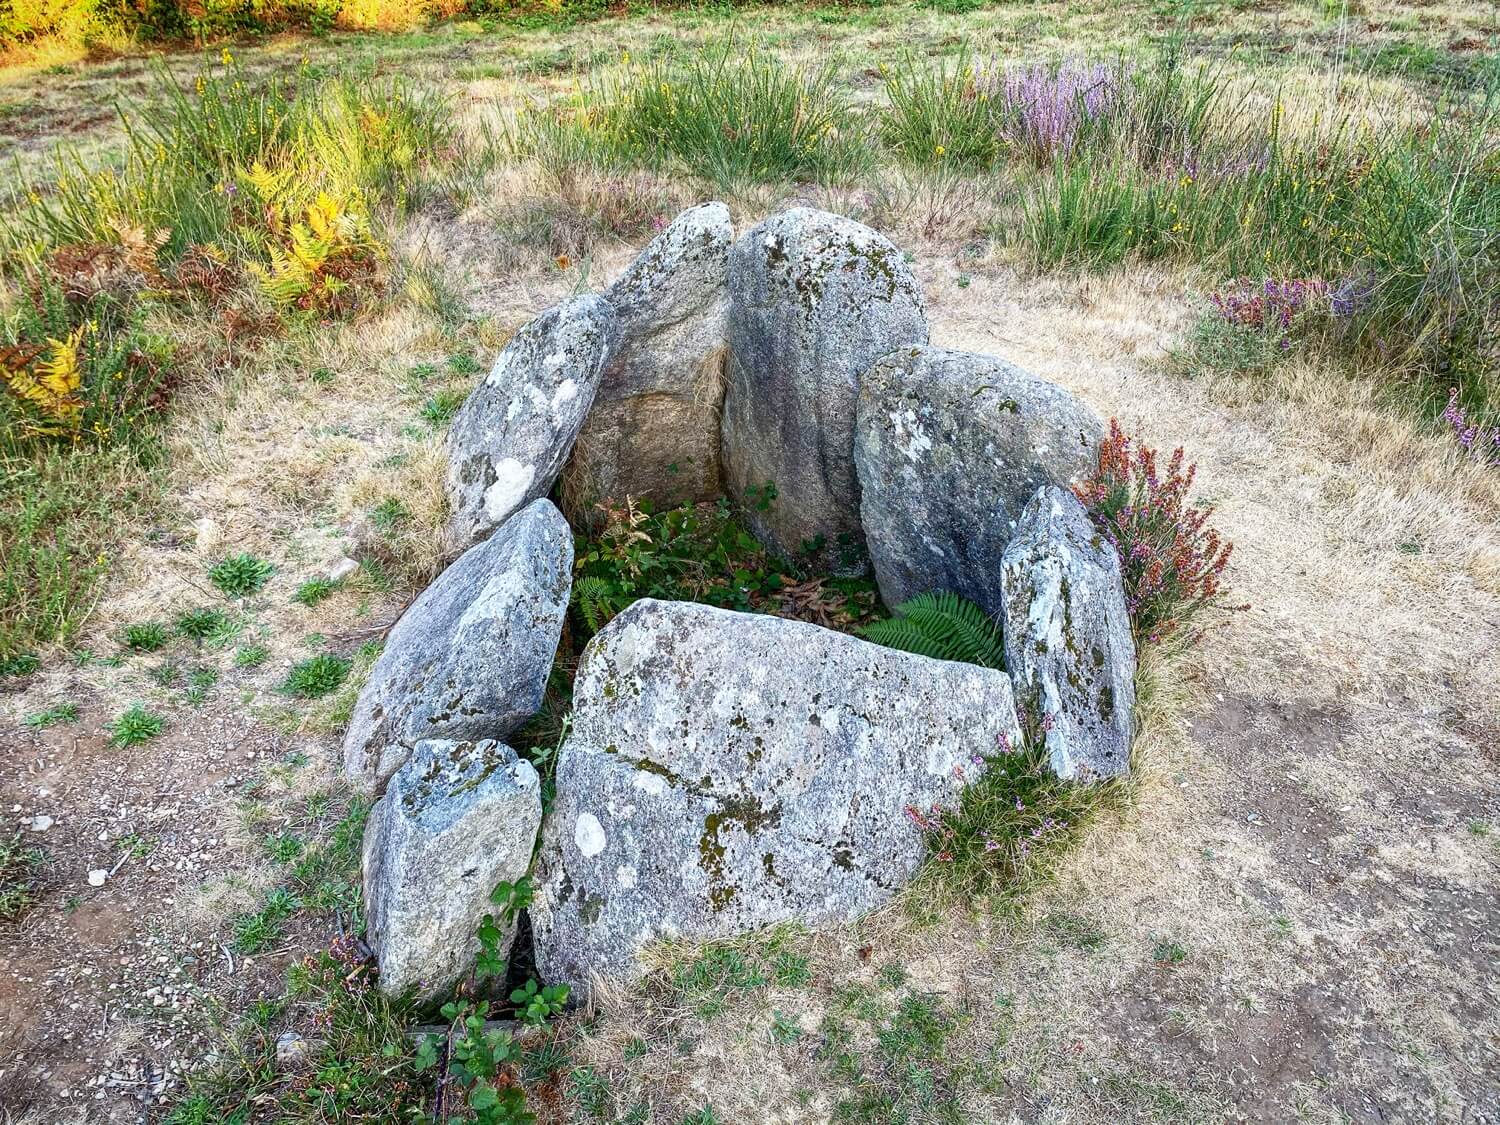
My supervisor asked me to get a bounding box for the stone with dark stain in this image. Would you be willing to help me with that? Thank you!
[362,738,540,998]
[565,202,733,514]
[1001,485,1135,780]
[854,345,1102,616]
[446,295,618,550]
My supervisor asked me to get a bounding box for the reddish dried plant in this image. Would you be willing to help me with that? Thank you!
[1074,419,1240,647]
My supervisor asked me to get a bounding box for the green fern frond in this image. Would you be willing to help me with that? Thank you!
[573,575,619,635]
[861,591,1004,669]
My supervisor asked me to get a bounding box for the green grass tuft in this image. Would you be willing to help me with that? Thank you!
[109,704,164,747]
[282,653,351,699]
[209,552,275,598]
[122,621,170,652]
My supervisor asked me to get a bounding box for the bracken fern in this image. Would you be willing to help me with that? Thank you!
[861,591,1005,668]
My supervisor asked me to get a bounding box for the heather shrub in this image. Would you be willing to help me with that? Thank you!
[1074,419,1239,648]
[1441,389,1500,467]
[1178,277,1332,378]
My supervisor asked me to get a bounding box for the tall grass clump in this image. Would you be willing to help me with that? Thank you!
[514,41,868,189]
[879,50,1005,170]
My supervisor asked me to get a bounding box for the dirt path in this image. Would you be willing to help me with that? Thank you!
[2,239,1497,1123]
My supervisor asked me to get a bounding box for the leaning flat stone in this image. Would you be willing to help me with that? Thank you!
[855,346,1103,617]
[447,295,618,549]
[363,738,541,998]
[530,599,1021,996]
[720,208,928,574]
[342,499,572,793]
[566,203,732,513]
[1000,486,1135,780]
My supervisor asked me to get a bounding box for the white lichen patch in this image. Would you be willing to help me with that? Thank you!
[575,812,608,858]
[482,457,535,523]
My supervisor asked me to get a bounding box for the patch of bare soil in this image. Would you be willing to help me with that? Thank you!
[0,695,314,1120]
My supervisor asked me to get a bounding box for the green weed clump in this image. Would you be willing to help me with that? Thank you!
[109,704,164,747]
[209,552,274,597]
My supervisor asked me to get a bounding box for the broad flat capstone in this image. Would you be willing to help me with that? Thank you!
[855,346,1103,617]
[530,599,1022,995]
[342,499,572,794]
[1000,486,1135,780]
[566,203,732,514]
[363,738,542,998]
[720,208,928,574]
[447,295,618,549]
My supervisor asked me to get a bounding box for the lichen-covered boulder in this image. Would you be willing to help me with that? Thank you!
[566,203,732,514]
[530,599,1021,995]
[363,738,542,998]
[342,499,572,793]
[854,346,1103,617]
[720,208,928,574]
[447,295,618,549]
[1000,486,1135,780]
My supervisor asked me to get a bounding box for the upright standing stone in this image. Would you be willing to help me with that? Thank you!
[447,295,618,550]
[855,346,1103,616]
[566,203,733,515]
[1000,486,1136,780]
[342,499,572,794]
[363,738,542,998]
[530,599,1022,996]
[720,208,928,574]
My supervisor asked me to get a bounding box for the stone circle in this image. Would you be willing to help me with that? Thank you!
[353,203,1138,1001]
